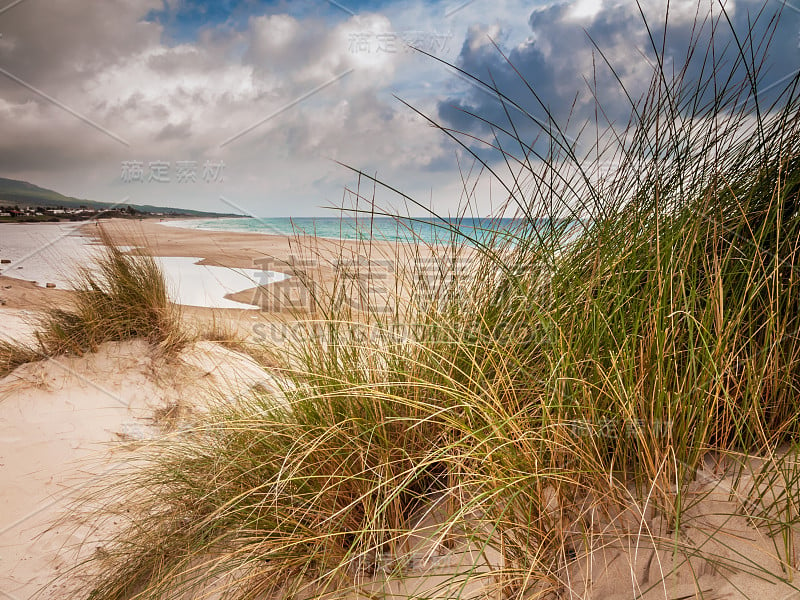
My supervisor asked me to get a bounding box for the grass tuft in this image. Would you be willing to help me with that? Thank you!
[0,228,185,378]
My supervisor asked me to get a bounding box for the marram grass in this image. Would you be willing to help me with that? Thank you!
[59,3,800,599]
[0,227,185,376]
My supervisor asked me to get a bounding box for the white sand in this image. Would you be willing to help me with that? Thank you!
[0,308,38,345]
[3,325,800,599]
[0,222,100,289]
[0,333,281,599]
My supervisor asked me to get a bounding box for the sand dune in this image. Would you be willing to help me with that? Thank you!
[0,337,279,598]
[2,220,799,600]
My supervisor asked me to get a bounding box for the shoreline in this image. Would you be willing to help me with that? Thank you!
[0,217,435,338]
[0,219,330,312]
[82,217,415,268]
[85,218,438,311]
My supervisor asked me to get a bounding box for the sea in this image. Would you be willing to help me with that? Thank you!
[0,217,565,311]
[164,216,531,246]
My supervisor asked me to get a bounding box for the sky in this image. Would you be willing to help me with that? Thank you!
[0,0,798,217]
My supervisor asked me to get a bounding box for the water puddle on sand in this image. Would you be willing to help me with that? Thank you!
[0,223,288,310]
[158,257,288,310]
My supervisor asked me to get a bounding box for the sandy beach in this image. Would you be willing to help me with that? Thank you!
[2,218,799,600]
[0,219,294,597]
[0,218,431,597]
[4,0,800,596]
[0,217,428,335]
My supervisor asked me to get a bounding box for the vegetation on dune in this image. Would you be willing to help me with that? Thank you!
[57,2,800,599]
[36,231,185,355]
[0,229,184,375]
[0,338,41,376]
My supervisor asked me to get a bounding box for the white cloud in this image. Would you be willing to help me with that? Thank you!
[5,0,782,217]
[0,1,470,214]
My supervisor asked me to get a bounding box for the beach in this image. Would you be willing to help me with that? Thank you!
[2,217,799,599]
[0,219,321,597]
[0,218,428,333]
[4,1,800,596]
[0,218,446,597]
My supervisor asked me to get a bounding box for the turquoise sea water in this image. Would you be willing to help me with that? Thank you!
[165,216,532,246]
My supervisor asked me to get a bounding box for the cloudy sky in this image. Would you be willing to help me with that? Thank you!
[0,0,797,216]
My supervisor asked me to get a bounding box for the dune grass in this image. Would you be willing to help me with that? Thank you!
[0,338,41,376]
[0,228,184,376]
[65,2,800,599]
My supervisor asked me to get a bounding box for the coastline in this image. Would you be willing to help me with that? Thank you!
[87,217,427,269]
[0,218,380,311]
[84,218,440,312]
[0,216,439,341]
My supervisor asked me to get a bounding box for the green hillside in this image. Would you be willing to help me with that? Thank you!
[0,177,239,217]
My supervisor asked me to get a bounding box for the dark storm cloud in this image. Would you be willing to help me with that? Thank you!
[0,0,544,214]
[437,1,800,148]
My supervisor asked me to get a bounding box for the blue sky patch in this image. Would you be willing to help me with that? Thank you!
[145,0,405,41]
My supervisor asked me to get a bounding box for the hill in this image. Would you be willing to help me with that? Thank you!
[0,177,240,217]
